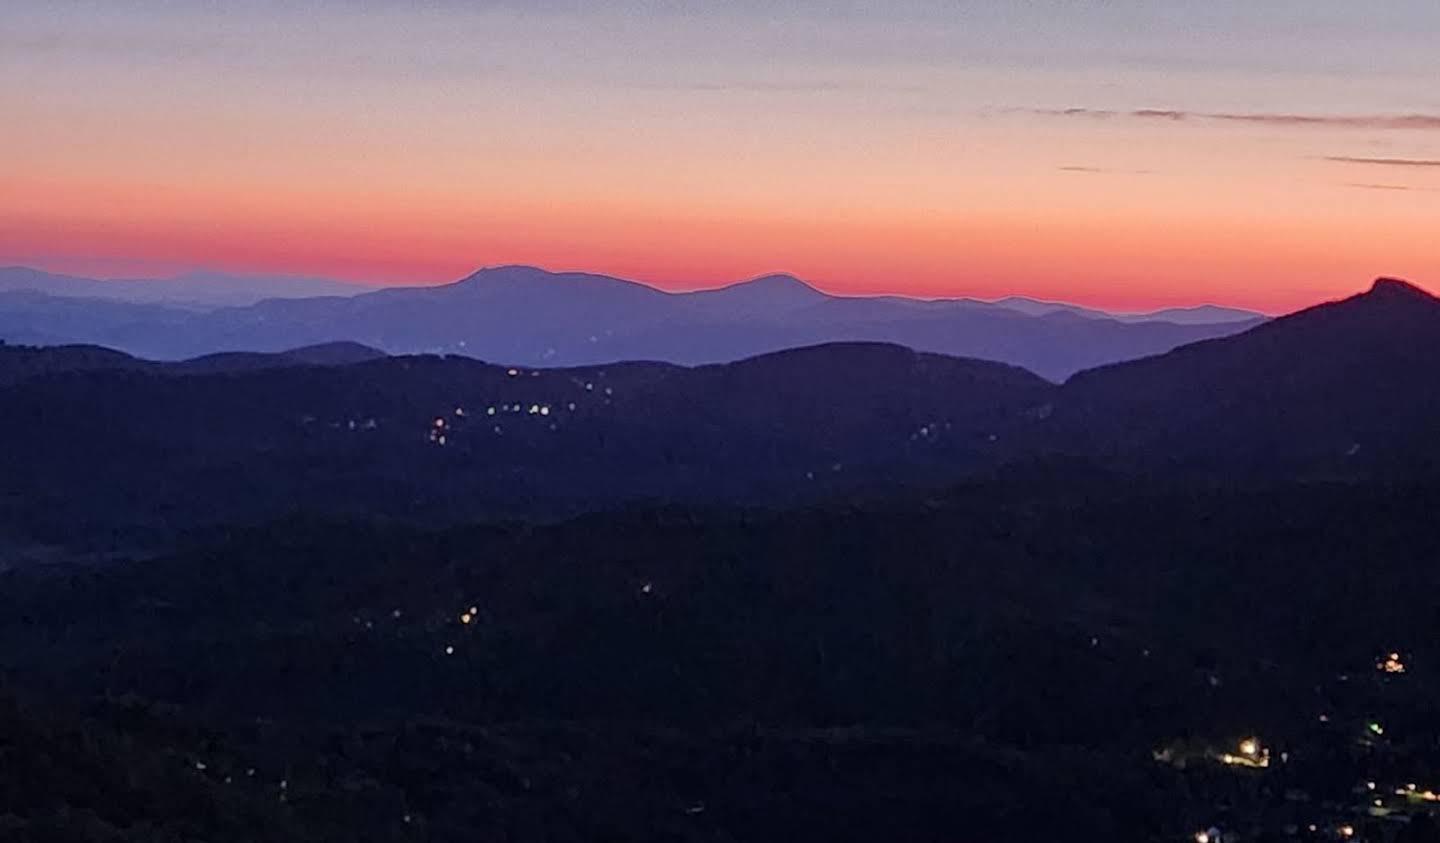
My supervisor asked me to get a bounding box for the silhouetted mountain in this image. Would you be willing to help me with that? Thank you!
[1052,277,1440,473]
[0,342,148,386]
[0,265,1263,379]
[6,277,1440,542]
[1120,303,1262,325]
[0,340,387,386]
[171,342,388,375]
[0,266,364,307]
[0,342,1050,540]
[990,295,1258,324]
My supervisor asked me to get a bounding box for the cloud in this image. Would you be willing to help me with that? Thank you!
[1325,156,1440,167]
[1057,165,1154,175]
[636,80,927,94]
[1031,108,1440,131]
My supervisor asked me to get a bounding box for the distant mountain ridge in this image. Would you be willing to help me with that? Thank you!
[0,266,366,307]
[0,264,1266,380]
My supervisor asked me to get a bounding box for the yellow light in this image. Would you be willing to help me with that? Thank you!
[459,613,472,625]
[1195,833,1210,843]
[1239,738,1259,757]
[1339,824,1355,838]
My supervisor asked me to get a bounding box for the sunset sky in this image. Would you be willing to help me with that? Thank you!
[3,0,1439,312]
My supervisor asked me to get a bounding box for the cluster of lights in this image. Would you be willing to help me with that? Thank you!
[1397,783,1440,802]
[1218,737,1269,769]
[1379,651,1407,674]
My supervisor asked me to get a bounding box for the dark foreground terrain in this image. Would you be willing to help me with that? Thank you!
[4,471,1440,841]
[3,279,1440,841]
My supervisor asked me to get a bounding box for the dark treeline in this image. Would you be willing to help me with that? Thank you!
[4,470,1440,840]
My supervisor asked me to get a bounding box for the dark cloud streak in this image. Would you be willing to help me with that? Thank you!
[1032,108,1440,131]
[1326,156,1440,168]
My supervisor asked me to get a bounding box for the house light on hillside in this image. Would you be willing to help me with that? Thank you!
[1219,737,1269,768]
[1379,651,1406,674]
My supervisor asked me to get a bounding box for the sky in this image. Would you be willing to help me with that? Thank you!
[3,0,1439,313]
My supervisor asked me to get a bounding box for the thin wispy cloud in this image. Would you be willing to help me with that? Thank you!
[1032,108,1440,131]
[1325,156,1440,168]
[1057,165,1154,175]
[1343,183,1426,192]
[635,80,928,94]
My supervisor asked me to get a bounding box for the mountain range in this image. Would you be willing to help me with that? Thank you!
[0,265,1262,381]
[0,276,1430,546]
[2,277,1439,843]
[0,266,366,307]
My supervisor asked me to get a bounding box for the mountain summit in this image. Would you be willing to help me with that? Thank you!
[1365,276,1434,303]
[1056,276,1440,470]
